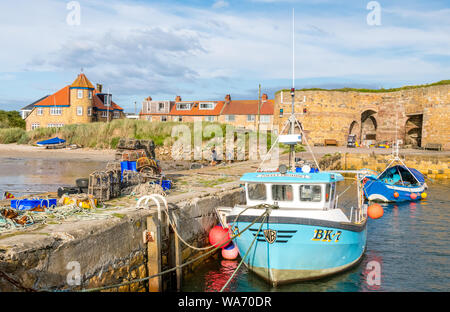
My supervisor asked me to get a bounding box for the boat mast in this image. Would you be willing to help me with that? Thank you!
[289,8,296,171]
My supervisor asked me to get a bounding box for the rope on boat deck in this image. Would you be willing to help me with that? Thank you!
[79,207,271,293]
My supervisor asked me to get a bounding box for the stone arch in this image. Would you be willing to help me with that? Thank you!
[348,120,360,142]
[404,115,423,148]
[360,110,377,146]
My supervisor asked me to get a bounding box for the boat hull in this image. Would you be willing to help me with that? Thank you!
[226,213,367,286]
[363,179,425,202]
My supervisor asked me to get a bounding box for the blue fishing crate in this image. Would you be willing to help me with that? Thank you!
[161,180,172,191]
[121,161,137,181]
[10,199,57,211]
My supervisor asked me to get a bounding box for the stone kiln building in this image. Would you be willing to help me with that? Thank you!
[274,84,450,150]
[24,73,124,131]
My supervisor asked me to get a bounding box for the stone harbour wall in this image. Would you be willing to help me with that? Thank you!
[0,185,245,292]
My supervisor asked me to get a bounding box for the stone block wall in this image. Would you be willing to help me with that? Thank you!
[274,85,450,150]
[0,185,245,292]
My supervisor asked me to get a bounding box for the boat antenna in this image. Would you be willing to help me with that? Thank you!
[288,8,296,171]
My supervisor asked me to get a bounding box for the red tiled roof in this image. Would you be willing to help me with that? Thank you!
[221,99,274,115]
[71,73,95,89]
[34,86,70,107]
[169,101,225,116]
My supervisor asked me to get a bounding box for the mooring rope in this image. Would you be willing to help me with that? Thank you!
[219,208,270,292]
[79,208,270,293]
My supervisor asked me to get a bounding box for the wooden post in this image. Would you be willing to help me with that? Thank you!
[173,214,182,291]
[147,214,162,292]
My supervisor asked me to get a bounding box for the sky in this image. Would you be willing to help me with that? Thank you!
[0,0,449,112]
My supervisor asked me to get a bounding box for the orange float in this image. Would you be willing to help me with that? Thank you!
[222,242,239,260]
[209,225,231,248]
[368,203,383,219]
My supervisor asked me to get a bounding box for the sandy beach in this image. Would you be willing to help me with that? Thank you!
[0,143,116,161]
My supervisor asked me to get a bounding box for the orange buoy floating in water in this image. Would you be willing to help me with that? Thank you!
[221,242,239,260]
[209,225,231,248]
[393,192,399,198]
[410,193,417,200]
[421,192,427,199]
[368,203,383,219]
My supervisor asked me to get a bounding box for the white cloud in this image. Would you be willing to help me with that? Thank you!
[212,1,229,9]
[0,0,449,105]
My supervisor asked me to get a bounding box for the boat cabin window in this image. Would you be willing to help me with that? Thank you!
[272,185,293,201]
[325,183,335,202]
[299,185,322,202]
[247,183,266,201]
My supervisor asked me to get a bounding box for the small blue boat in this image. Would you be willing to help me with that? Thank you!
[362,165,427,202]
[36,137,66,146]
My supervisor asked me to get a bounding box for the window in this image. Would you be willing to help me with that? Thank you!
[161,116,167,122]
[50,107,62,115]
[176,103,192,110]
[88,90,92,99]
[248,183,266,201]
[87,107,92,116]
[300,185,322,202]
[204,116,214,122]
[247,115,255,122]
[101,111,108,118]
[325,183,335,202]
[272,185,293,201]
[199,102,215,110]
[158,102,165,111]
[260,115,270,123]
[37,108,43,116]
[77,106,83,116]
[47,123,64,128]
[113,111,120,119]
[225,115,235,122]
[31,123,40,130]
[77,90,83,99]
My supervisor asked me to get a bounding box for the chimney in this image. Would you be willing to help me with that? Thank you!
[225,94,231,103]
[175,96,182,102]
[96,83,103,93]
[262,93,268,102]
[146,96,152,101]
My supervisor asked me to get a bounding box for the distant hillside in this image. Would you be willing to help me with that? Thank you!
[275,79,450,94]
[0,110,25,129]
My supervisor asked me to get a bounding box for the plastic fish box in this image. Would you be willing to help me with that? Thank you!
[10,199,57,211]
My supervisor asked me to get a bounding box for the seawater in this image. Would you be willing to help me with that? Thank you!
[0,157,107,198]
[182,181,450,292]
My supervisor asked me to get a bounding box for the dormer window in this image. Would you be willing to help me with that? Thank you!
[176,102,192,110]
[199,102,215,110]
[77,90,83,99]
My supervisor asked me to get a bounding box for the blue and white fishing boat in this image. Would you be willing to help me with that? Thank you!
[361,139,428,202]
[362,165,427,202]
[216,11,381,285]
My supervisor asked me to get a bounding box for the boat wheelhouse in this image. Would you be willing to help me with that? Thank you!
[242,171,342,210]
